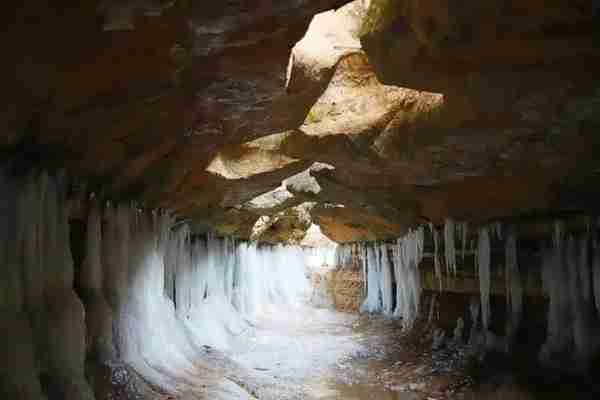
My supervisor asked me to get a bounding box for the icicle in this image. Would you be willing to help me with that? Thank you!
[468,297,481,346]
[578,235,591,302]
[426,293,438,328]
[471,238,478,274]
[335,243,354,269]
[553,220,563,249]
[429,223,442,290]
[594,240,600,314]
[361,244,383,313]
[113,203,130,307]
[392,227,424,328]
[505,228,522,340]
[478,226,491,331]
[381,243,394,316]
[82,198,103,290]
[361,243,368,293]
[174,224,192,319]
[78,198,115,362]
[540,229,569,367]
[456,221,469,262]
[444,218,456,275]
[493,222,502,239]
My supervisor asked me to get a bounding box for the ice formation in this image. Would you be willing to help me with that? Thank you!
[429,223,442,289]
[360,244,368,292]
[360,243,383,313]
[504,229,522,340]
[380,243,394,315]
[359,228,424,327]
[492,222,502,239]
[444,218,457,275]
[468,297,481,346]
[302,223,338,269]
[102,205,311,389]
[1,171,47,399]
[594,239,600,314]
[539,225,600,371]
[1,168,318,396]
[304,244,338,269]
[1,171,94,399]
[392,228,424,327]
[478,226,491,331]
[78,198,115,362]
[335,243,354,268]
[457,221,469,261]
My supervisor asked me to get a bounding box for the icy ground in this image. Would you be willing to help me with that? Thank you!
[216,306,432,400]
[220,307,473,400]
[228,306,364,399]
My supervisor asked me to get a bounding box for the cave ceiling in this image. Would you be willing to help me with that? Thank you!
[2,0,600,243]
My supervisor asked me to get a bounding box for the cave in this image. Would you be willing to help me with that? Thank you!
[3,1,600,399]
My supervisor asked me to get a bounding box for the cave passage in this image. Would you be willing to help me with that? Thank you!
[4,0,600,399]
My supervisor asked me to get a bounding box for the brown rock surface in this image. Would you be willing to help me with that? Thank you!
[2,0,600,241]
[329,268,363,313]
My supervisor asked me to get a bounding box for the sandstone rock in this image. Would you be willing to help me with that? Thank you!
[2,0,600,243]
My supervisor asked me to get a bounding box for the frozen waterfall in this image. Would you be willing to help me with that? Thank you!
[0,169,319,396]
[359,228,424,327]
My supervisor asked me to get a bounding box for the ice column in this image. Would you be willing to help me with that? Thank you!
[444,218,456,275]
[78,199,115,363]
[0,171,47,400]
[505,228,522,340]
[478,226,491,331]
[361,244,383,313]
[392,228,424,327]
[429,223,442,290]
[380,243,394,315]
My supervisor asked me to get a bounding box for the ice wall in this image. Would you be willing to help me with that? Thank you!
[1,169,314,398]
[102,205,311,390]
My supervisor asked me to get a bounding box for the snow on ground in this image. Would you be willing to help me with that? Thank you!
[229,306,364,399]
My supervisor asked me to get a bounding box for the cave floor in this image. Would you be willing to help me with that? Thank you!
[114,304,600,400]
[222,307,475,400]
